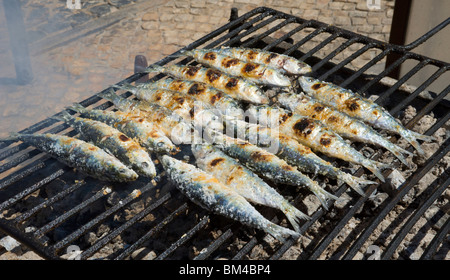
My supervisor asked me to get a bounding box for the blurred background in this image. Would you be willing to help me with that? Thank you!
[0,0,448,137]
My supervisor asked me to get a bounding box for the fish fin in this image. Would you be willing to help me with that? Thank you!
[409,131,435,142]
[281,202,310,233]
[265,223,300,242]
[338,172,377,196]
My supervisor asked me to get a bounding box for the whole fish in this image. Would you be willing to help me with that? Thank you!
[115,78,244,120]
[145,64,269,104]
[223,117,376,196]
[277,91,413,167]
[161,155,300,242]
[210,47,312,75]
[95,90,196,145]
[1,133,138,182]
[192,143,310,232]
[100,89,223,132]
[206,130,339,209]
[298,76,434,155]
[53,111,156,178]
[247,104,390,182]
[67,103,177,154]
[180,49,292,87]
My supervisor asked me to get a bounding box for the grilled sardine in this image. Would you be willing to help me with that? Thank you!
[54,111,156,178]
[192,143,310,232]
[1,133,138,182]
[161,155,300,242]
[298,76,434,155]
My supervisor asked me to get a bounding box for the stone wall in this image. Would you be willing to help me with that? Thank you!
[0,0,395,136]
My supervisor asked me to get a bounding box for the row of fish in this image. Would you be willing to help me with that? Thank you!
[0,46,433,242]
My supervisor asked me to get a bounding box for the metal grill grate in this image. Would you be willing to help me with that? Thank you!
[0,7,449,260]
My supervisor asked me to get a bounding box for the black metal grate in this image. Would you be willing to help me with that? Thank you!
[0,7,449,260]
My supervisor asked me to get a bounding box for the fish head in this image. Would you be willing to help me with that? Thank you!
[298,76,320,93]
[242,84,269,104]
[264,70,291,87]
[116,166,139,182]
[191,143,215,160]
[160,155,175,170]
[154,136,178,154]
[131,151,157,178]
[283,60,312,75]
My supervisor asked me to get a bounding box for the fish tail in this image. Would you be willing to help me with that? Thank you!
[66,103,88,114]
[280,201,310,232]
[51,110,74,123]
[362,159,389,182]
[97,88,119,102]
[338,172,377,196]
[302,178,339,210]
[265,222,300,242]
[409,130,435,142]
[401,132,426,156]
[143,64,165,74]
[0,132,22,142]
[385,143,413,168]
[111,83,136,93]
[177,49,194,57]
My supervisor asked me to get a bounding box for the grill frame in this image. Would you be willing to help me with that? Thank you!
[0,7,449,260]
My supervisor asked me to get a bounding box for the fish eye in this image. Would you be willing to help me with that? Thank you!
[157,142,164,147]
[119,168,127,174]
[141,162,149,168]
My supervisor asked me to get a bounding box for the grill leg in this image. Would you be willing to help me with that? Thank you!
[134,55,149,83]
[2,0,33,85]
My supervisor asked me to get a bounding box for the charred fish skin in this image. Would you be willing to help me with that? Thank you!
[277,91,413,167]
[145,64,269,104]
[182,49,292,87]
[192,143,310,232]
[211,47,312,75]
[223,118,374,196]
[54,111,156,178]
[298,76,434,155]
[247,104,390,182]
[2,133,138,182]
[118,78,245,120]
[160,155,300,242]
[207,130,339,209]
[95,90,196,145]
[107,87,224,132]
[67,104,177,154]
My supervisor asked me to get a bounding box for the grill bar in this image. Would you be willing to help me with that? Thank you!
[114,202,189,260]
[79,192,171,260]
[381,174,450,260]
[14,180,86,224]
[32,183,109,239]
[0,168,66,212]
[421,218,450,260]
[50,182,156,253]
[0,7,448,260]
[155,215,210,260]
[343,137,450,260]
